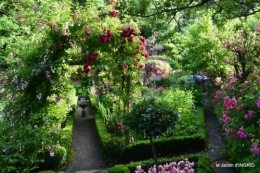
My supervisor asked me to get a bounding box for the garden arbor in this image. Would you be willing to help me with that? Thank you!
[0,4,148,171]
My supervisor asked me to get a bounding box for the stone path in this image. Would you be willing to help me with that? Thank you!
[66,103,109,173]
[202,93,236,173]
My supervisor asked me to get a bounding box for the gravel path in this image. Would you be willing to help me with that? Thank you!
[66,104,109,173]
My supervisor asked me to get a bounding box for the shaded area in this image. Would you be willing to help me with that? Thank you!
[66,105,109,173]
[202,93,236,173]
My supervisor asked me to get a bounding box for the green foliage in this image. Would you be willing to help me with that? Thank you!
[41,146,67,170]
[108,164,130,173]
[181,84,203,106]
[37,171,55,173]
[93,110,125,163]
[123,96,178,137]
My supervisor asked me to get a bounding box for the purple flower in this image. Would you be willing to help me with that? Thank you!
[251,142,260,156]
[257,99,260,109]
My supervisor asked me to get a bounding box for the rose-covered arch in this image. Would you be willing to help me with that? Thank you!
[0,2,148,171]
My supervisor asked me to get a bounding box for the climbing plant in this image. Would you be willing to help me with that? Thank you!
[0,1,148,171]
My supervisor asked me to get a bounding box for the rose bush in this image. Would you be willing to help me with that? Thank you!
[212,70,260,173]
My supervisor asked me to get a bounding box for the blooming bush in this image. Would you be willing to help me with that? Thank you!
[135,158,195,173]
[212,70,260,172]
[142,60,172,86]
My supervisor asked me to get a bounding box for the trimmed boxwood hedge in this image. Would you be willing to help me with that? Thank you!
[93,106,207,163]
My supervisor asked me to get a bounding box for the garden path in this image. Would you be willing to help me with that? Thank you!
[66,103,109,173]
[66,93,237,173]
[202,93,236,173]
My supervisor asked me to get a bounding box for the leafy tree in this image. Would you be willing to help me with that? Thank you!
[116,0,260,21]
[123,96,178,173]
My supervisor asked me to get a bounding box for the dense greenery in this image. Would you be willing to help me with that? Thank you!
[1,0,260,172]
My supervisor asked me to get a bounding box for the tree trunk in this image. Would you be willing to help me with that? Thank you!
[149,135,159,173]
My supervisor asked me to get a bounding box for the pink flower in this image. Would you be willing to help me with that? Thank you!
[50,150,55,157]
[215,77,221,85]
[251,142,260,156]
[257,99,260,109]
[118,123,123,130]
[84,26,91,36]
[109,10,119,17]
[214,91,221,102]
[49,23,56,29]
[224,41,230,49]
[58,43,63,50]
[34,125,38,128]
[228,69,233,74]
[237,126,249,139]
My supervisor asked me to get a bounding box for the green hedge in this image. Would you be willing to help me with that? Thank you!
[108,165,130,173]
[93,110,125,163]
[93,106,207,163]
[38,105,76,171]
[125,153,212,173]
[120,134,205,162]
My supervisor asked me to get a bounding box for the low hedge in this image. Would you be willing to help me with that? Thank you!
[108,164,130,173]
[124,153,212,173]
[93,110,125,163]
[93,106,207,163]
[120,134,205,162]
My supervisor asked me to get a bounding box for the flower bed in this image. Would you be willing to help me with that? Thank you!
[109,153,212,173]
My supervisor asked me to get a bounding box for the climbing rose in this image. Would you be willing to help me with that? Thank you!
[118,123,123,130]
[49,23,56,29]
[58,44,63,50]
[109,10,119,17]
[85,26,91,36]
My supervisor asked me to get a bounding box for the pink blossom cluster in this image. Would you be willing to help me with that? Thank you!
[109,10,119,17]
[251,142,260,156]
[118,123,123,130]
[135,159,195,173]
[244,110,254,120]
[48,146,54,157]
[257,99,260,109]
[223,96,238,110]
[84,26,91,36]
[221,111,230,125]
[83,52,98,74]
[99,30,112,43]
[214,90,221,102]
[120,26,137,37]
[225,126,249,140]
[225,76,238,87]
